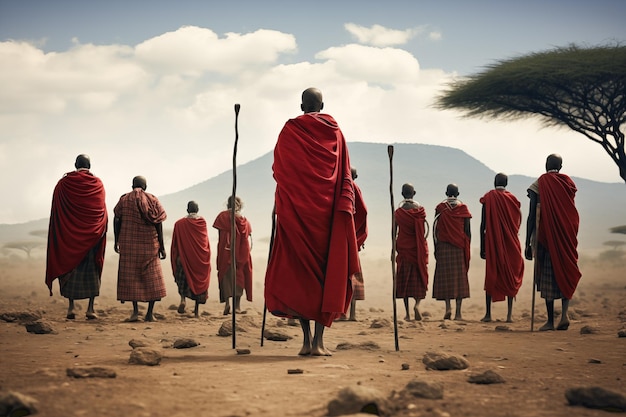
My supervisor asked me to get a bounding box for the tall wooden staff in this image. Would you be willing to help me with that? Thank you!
[387,145,400,351]
[230,103,241,349]
[530,203,540,332]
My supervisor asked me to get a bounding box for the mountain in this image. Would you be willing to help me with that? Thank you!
[2,142,625,259]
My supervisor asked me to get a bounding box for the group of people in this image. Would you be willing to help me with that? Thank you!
[46,162,253,322]
[45,87,581,357]
[394,155,581,333]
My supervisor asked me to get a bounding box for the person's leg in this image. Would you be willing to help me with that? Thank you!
[193,300,200,318]
[443,299,452,320]
[454,298,464,321]
[311,321,332,356]
[127,301,140,322]
[414,298,421,321]
[506,296,514,323]
[539,299,555,331]
[86,297,97,319]
[298,319,312,356]
[178,295,186,314]
[67,298,76,320]
[349,299,357,321]
[223,297,231,315]
[481,294,492,322]
[557,298,570,330]
[144,301,156,322]
[403,298,411,321]
[234,295,242,313]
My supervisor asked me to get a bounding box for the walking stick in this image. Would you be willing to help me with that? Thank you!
[388,145,400,351]
[261,205,276,347]
[530,203,540,332]
[230,103,241,349]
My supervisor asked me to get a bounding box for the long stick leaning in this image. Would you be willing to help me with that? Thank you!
[388,145,400,351]
[230,103,241,349]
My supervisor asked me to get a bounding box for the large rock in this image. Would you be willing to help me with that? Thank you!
[398,379,444,399]
[422,351,469,370]
[263,329,292,341]
[24,321,56,335]
[173,338,199,349]
[217,320,247,337]
[565,386,626,412]
[129,347,162,366]
[468,370,505,384]
[0,310,43,323]
[327,385,390,416]
[0,390,38,416]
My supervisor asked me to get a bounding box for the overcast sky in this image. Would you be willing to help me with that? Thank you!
[1,0,624,224]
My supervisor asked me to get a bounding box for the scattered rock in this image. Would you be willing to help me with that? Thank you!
[468,370,505,384]
[370,318,391,329]
[24,321,56,334]
[263,329,292,341]
[565,386,626,412]
[422,351,469,371]
[0,310,43,323]
[580,325,600,334]
[287,369,303,374]
[129,339,150,348]
[327,385,390,416]
[399,379,444,399]
[66,366,116,378]
[173,338,199,349]
[588,358,602,364]
[618,329,626,338]
[236,349,251,355]
[129,347,162,366]
[217,320,247,337]
[401,363,410,370]
[335,341,380,351]
[0,390,38,416]
[495,325,511,332]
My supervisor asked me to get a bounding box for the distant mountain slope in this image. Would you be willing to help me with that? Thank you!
[2,143,625,257]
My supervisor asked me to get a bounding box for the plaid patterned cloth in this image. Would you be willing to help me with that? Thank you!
[219,269,244,302]
[351,273,365,300]
[114,190,167,302]
[536,244,563,300]
[174,261,208,303]
[432,241,470,300]
[59,243,102,299]
[395,261,427,299]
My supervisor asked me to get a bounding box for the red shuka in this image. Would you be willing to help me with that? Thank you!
[434,200,472,269]
[354,183,368,248]
[395,206,429,291]
[212,210,253,301]
[480,189,524,301]
[46,170,108,295]
[537,172,581,299]
[170,216,211,296]
[264,112,360,327]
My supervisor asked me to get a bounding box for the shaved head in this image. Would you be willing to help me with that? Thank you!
[75,154,91,170]
[301,87,324,113]
[446,183,459,197]
[132,176,147,190]
[494,172,508,187]
[546,154,563,171]
[401,183,415,199]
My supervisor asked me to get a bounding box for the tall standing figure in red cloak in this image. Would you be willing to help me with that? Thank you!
[213,196,253,315]
[264,87,360,356]
[479,173,524,323]
[171,201,211,318]
[525,154,581,331]
[46,154,108,320]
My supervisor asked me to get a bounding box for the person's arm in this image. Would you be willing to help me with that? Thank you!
[479,205,486,259]
[525,190,538,260]
[113,216,121,253]
[156,222,166,259]
[464,218,471,241]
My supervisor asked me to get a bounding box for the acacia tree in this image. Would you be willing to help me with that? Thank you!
[436,44,626,183]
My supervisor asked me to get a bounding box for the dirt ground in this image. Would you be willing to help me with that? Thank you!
[0,256,624,417]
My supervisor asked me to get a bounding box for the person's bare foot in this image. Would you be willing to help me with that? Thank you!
[311,346,332,356]
[556,318,570,330]
[66,312,76,320]
[177,303,186,314]
[480,315,492,322]
[414,306,422,321]
[86,312,98,320]
[125,313,140,322]
[454,314,464,321]
[223,305,230,315]
[404,314,411,321]
[298,345,312,356]
[144,314,157,322]
[443,310,451,320]
[539,322,555,331]
[506,316,513,323]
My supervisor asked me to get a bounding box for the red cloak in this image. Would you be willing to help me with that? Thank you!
[46,170,108,295]
[434,200,472,269]
[354,183,368,249]
[537,172,581,299]
[170,216,211,296]
[212,210,253,301]
[395,206,429,291]
[264,112,360,327]
[480,189,524,301]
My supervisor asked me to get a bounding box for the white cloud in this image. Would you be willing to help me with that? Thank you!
[344,23,419,47]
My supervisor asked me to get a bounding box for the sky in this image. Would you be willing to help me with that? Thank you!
[1,0,625,224]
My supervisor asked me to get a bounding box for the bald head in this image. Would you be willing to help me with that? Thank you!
[75,154,91,170]
[301,87,324,113]
[401,183,416,199]
[132,176,147,190]
[187,201,199,214]
[494,172,508,188]
[546,154,563,172]
[446,183,459,197]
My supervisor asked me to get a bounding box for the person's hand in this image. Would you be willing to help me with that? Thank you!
[524,245,533,261]
[480,250,486,260]
[159,247,167,260]
[114,243,120,254]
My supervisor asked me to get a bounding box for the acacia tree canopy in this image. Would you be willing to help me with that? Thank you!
[436,44,626,183]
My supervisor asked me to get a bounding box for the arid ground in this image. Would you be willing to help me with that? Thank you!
[0,253,624,417]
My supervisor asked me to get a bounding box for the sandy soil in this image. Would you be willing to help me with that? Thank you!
[0,256,624,417]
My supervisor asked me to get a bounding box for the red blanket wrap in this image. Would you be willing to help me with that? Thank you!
[46,171,108,295]
[395,206,429,291]
[170,216,211,296]
[264,113,359,327]
[479,189,524,301]
[537,172,581,299]
[354,183,368,249]
[212,210,253,301]
[435,201,472,270]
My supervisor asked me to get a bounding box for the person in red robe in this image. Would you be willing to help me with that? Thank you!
[114,175,167,322]
[479,173,524,323]
[46,154,108,320]
[345,167,367,321]
[394,183,429,321]
[212,196,253,315]
[432,184,472,320]
[264,87,360,356]
[525,154,581,331]
[171,201,211,318]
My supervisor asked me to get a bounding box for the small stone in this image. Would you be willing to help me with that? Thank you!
[66,367,116,378]
[422,351,469,371]
[263,329,292,341]
[588,358,602,364]
[468,370,505,384]
[617,330,626,338]
[401,363,410,370]
[0,390,38,416]
[172,338,199,349]
[129,347,162,366]
[400,379,444,399]
[580,325,600,334]
[287,369,304,374]
[369,318,391,329]
[236,349,251,355]
[129,339,149,348]
[565,386,626,411]
[495,325,511,332]
[327,385,390,416]
[24,321,56,334]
